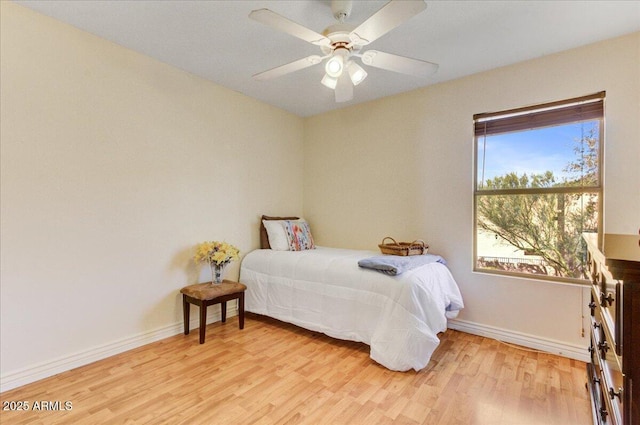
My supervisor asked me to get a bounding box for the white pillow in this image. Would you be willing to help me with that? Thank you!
[262,220,290,250]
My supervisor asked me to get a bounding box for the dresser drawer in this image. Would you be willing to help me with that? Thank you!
[587,361,606,425]
[598,270,621,355]
[591,305,623,424]
[599,340,623,425]
[591,283,622,358]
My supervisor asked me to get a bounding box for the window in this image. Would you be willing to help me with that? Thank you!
[473,92,604,283]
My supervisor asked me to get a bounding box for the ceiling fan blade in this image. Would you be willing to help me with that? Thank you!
[334,73,353,103]
[350,0,427,46]
[360,50,438,78]
[250,9,331,47]
[253,55,323,81]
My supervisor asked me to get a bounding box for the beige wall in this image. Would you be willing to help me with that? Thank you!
[0,2,303,388]
[304,32,639,354]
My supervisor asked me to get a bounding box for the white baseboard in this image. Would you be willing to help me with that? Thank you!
[0,306,238,393]
[447,318,590,362]
[2,310,586,393]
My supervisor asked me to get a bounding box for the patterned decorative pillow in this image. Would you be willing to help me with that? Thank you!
[283,220,315,251]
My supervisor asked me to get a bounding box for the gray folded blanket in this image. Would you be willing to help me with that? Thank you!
[358,254,446,276]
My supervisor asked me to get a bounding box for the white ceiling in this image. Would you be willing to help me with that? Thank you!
[15,0,640,117]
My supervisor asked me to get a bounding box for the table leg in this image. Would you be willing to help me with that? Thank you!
[199,301,206,344]
[239,293,245,330]
[183,295,190,335]
[221,301,227,323]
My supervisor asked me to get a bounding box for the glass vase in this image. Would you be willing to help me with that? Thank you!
[210,262,225,284]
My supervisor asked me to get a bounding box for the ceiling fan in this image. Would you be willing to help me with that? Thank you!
[249,0,438,103]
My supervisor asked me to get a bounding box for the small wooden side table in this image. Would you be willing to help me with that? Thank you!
[180,280,247,344]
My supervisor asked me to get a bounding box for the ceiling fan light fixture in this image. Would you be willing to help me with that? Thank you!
[321,74,338,89]
[347,61,367,85]
[325,54,344,78]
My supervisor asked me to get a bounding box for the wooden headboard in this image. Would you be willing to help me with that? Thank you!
[260,215,299,249]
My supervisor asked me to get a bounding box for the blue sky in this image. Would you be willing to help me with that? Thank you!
[477,121,599,185]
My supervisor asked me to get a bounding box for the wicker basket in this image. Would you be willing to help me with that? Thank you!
[378,237,429,256]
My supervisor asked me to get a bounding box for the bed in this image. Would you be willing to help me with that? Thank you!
[238,216,464,372]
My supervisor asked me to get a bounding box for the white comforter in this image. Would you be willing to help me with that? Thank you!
[239,246,464,371]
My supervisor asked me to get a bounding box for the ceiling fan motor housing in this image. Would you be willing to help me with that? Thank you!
[321,24,361,57]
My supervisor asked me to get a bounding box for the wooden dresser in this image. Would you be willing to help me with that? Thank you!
[584,233,640,425]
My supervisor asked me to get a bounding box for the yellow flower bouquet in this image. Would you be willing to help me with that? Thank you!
[194,241,240,284]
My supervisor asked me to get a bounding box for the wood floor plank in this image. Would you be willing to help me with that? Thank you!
[0,313,591,424]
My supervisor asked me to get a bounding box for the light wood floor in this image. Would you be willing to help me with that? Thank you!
[1,313,591,425]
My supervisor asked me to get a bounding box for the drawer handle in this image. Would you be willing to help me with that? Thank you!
[599,406,608,421]
[609,387,622,401]
[593,321,601,330]
[598,340,609,355]
[588,301,596,315]
[602,292,615,306]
